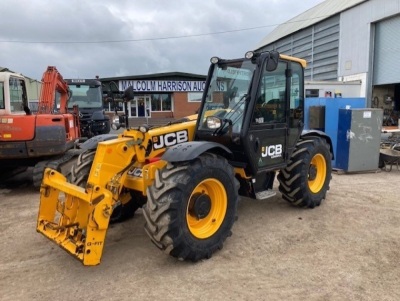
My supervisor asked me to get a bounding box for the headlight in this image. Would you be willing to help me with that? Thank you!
[210,57,220,64]
[245,51,254,59]
[206,116,222,129]
[139,125,149,133]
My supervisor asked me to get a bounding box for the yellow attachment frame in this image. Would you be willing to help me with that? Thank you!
[36,135,167,265]
[36,117,197,265]
[37,169,113,265]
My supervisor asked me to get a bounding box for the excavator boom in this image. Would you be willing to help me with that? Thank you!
[38,66,70,114]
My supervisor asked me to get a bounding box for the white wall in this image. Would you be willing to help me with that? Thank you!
[339,0,400,78]
[305,81,362,98]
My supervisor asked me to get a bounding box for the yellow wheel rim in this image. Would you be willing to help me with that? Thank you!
[308,153,327,193]
[186,178,227,239]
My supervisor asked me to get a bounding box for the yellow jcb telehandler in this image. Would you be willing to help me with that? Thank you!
[37,51,333,265]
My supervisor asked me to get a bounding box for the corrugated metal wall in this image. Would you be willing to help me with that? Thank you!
[257,15,340,81]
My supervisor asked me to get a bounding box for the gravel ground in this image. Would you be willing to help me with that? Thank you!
[0,167,399,301]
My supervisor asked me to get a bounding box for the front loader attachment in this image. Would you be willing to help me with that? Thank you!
[37,168,113,266]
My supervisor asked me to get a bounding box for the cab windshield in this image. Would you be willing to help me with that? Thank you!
[198,59,256,133]
[67,85,102,109]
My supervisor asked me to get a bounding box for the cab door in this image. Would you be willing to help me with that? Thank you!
[244,60,304,174]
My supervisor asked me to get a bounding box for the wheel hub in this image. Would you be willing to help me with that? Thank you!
[189,193,211,219]
[309,164,317,181]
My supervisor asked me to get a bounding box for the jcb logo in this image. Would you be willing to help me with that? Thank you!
[127,167,143,177]
[261,144,282,159]
[153,130,189,150]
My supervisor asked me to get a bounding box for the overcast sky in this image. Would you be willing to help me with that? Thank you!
[1,0,325,81]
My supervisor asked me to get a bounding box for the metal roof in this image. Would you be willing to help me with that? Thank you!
[0,66,39,82]
[0,67,16,73]
[255,0,368,50]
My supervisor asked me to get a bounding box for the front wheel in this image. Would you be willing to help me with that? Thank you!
[278,136,332,208]
[143,153,239,261]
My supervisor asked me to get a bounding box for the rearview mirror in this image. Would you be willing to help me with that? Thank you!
[124,86,135,101]
[265,51,279,72]
[109,81,119,92]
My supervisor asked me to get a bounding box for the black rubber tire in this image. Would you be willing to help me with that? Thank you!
[110,191,146,223]
[69,149,96,186]
[32,161,49,188]
[143,152,239,261]
[69,149,141,223]
[278,136,332,208]
[104,119,111,134]
[32,149,82,188]
[32,161,62,189]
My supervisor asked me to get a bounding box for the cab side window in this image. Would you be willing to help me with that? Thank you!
[9,77,25,113]
[254,62,287,124]
[289,62,304,127]
[0,82,5,109]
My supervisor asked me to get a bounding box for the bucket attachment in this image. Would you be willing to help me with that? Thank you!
[37,168,113,266]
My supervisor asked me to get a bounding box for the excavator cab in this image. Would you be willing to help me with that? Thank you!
[0,72,30,115]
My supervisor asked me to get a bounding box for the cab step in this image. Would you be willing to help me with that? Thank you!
[255,190,276,200]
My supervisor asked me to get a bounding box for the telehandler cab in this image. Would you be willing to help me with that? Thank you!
[37,51,333,265]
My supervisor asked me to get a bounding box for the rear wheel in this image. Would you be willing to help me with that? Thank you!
[278,136,332,208]
[70,149,142,223]
[69,149,96,186]
[143,153,239,261]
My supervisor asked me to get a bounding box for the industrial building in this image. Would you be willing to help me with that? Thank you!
[100,72,206,123]
[256,0,400,125]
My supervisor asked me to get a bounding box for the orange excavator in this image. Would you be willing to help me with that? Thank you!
[0,66,82,187]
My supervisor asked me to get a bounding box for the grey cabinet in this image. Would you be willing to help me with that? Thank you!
[336,108,383,172]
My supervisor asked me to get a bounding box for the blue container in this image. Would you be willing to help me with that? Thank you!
[305,97,366,168]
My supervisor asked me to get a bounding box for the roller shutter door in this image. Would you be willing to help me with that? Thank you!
[373,16,400,85]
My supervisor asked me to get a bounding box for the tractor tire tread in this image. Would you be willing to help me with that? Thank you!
[143,153,239,262]
[278,136,332,208]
